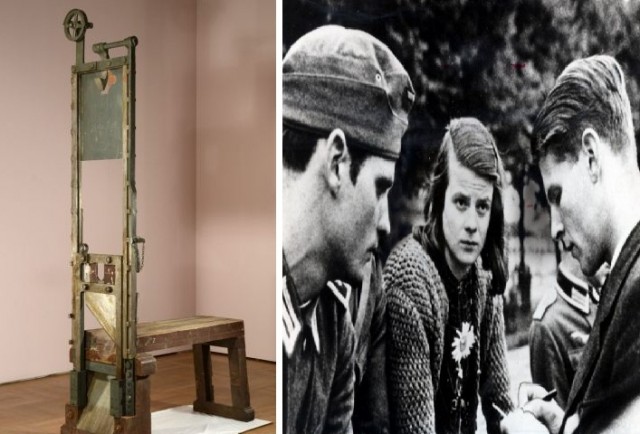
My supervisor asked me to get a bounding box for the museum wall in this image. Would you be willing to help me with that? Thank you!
[0,0,198,383]
[195,0,276,361]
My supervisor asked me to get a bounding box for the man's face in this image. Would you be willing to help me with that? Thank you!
[540,154,605,276]
[442,152,493,277]
[330,154,395,284]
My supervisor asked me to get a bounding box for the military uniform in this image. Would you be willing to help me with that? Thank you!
[529,265,599,409]
[351,257,389,434]
[282,24,414,434]
[283,256,390,434]
[283,266,355,434]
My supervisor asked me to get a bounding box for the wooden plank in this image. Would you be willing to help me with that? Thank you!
[85,337,117,365]
[85,292,117,343]
[76,374,113,433]
[137,316,241,337]
[193,344,214,404]
[135,353,157,377]
[228,336,251,409]
[85,316,245,363]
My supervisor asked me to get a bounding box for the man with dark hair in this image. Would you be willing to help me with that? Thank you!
[501,55,640,433]
[282,25,414,434]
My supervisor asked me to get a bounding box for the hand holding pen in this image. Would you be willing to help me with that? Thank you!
[492,388,557,419]
[497,385,566,434]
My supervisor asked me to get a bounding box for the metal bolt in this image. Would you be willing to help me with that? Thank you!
[69,313,75,319]
[106,256,112,264]
[106,286,113,293]
[83,284,89,291]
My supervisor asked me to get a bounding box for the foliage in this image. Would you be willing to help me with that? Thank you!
[283,0,640,191]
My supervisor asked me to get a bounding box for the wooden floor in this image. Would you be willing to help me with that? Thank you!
[0,351,276,434]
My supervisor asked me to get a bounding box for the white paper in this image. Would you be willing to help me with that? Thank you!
[152,405,270,434]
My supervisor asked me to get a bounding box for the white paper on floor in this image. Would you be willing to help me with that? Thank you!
[152,405,270,434]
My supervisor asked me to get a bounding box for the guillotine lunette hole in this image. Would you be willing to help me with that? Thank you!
[81,262,116,284]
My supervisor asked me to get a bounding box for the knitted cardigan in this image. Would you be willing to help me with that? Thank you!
[384,235,513,434]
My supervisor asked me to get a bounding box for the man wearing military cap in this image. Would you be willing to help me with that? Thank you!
[282,25,414,433]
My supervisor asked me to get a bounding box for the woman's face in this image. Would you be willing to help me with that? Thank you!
[442,151,493,279]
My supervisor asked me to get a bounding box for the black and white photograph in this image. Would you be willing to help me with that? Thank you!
[282,1,640,433]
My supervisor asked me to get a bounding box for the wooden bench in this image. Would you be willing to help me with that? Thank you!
[62,316,254,434]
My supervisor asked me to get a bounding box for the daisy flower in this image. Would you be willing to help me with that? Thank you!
[452,322,476,364]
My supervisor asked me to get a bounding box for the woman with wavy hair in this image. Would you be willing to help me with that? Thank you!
[384,117,513,434]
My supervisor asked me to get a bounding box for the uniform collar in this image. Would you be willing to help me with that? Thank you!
[555,266,592,315]
[282,254,352,357]
[300,298,321,353]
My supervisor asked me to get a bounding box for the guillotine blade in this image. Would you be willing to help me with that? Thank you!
[79,68,125,160]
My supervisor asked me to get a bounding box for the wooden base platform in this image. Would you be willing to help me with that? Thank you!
[0,352,274,434]
[61,316,254,434]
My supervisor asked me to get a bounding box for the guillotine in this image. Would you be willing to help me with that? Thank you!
[60,10,255,434]
[61,7,145,433]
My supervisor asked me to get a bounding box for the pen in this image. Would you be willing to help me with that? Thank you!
[491,389,557,420]
[542,389,557,401]
[492,402,506,419]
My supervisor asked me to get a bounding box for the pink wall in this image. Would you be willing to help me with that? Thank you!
[0,0,276,383]
[195,0,276,361]
[0,0,197,383]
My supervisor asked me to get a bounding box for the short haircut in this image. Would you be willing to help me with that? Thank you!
[417,117,508,294]
[532,55,635,163]
[282,126,368,183]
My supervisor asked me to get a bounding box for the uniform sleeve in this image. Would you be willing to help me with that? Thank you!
[325,310,355,434]
[386,285,437,434]
[353,260,390,434]
[479,295,515,434]
[529,319,571,409]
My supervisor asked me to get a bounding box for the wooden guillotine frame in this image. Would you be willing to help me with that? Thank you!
[60,8,147,433]
[60,9,256,434]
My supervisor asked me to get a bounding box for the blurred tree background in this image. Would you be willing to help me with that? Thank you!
[283,0,640,342]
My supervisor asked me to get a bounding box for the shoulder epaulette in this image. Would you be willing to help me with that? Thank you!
[533,288,557,321]
[327,280,352,313]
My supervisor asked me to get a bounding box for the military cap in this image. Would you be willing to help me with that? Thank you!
[283,25,415,160]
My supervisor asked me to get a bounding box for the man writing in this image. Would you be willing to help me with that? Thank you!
[501,55,640,433]
[282,25,414,433]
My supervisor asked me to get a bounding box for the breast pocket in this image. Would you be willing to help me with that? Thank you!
[568,347,586,370]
